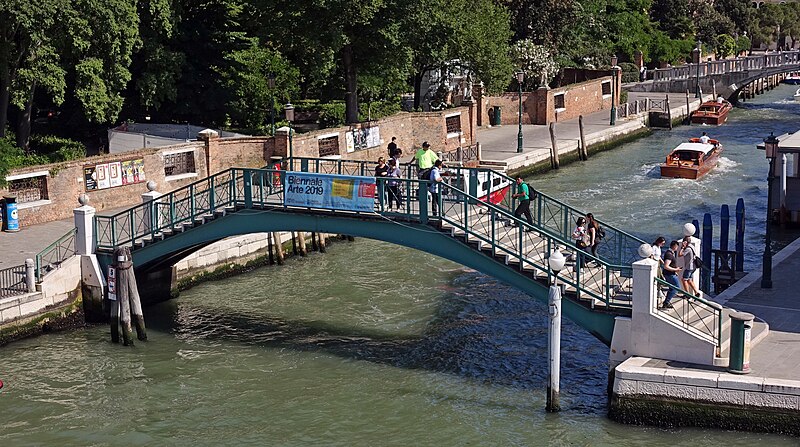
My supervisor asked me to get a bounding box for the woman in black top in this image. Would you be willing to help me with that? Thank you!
[375,157,389,177]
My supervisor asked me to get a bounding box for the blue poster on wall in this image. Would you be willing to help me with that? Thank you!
[284,172,376,212]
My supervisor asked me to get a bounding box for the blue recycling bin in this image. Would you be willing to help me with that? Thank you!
[2,196,19,232]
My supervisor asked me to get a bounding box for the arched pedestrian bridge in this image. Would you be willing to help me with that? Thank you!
[92,158,724,351]
[627,51,800,100]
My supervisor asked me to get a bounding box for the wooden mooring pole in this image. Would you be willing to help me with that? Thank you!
[319,233,327,253]
[548,122,560,169]
[684,90,691,125]
[272,232,285,265]
[298,231,307,256]
[578,115,588,161]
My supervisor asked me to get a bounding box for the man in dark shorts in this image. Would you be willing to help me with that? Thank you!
[660,240,683,309]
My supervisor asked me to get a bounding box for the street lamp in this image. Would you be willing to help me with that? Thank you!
[761,132,779,288]
[694,41,702,98]
[284,103,295,162]
[268,72,276,135]
[515,70,525,153]
[610,55,618,125]
[549,248,566,286]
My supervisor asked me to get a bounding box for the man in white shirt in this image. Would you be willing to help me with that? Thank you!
[699,132,710,144]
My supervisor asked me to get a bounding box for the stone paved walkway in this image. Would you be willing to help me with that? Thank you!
[0,217,74,269]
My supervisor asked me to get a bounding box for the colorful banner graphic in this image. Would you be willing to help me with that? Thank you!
[284,172,376,212]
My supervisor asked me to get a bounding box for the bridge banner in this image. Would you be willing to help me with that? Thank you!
[284,172,376,212]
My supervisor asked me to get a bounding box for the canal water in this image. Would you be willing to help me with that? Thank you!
[1,86,799,446]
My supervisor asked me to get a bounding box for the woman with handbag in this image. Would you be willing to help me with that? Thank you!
[572,217,590,268]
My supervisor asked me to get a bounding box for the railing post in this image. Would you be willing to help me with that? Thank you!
[25,258,35,292]
[418,182,428,225]
[209,176,216,211]
[243,169,253,209]
[74,194,96,255]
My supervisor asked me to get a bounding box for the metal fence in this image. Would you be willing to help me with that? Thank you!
[654,277,722,349]
[440,144,479,164]
[0,264,27,298]
[651,51,800,82]
[35,228,78,281]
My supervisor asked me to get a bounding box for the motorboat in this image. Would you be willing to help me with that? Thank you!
[794,88,800,102]
[440,168,512,205]
[782,74,800,85]
[660,138,723,180]
[690,100,733,125]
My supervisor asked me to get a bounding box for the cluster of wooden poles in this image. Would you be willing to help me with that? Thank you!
[546,115,591,170]
[266,231,354,265]
[110,246,147,346]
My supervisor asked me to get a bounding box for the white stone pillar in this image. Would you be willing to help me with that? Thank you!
[141,180,162,234]
[630,255,659,358]
[74,194,96,255]
[25,258,35,292]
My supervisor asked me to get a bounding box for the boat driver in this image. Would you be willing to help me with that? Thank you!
[699,132,710,144]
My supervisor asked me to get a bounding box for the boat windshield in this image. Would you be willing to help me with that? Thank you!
[699,105,719,112]
[674,151,699,161]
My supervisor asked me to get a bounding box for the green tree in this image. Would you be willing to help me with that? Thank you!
[650,0,693,39]
[715,34,735,59]
[221,40,299,130]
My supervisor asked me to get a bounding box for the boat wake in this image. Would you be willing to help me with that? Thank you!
[714,157,740,173]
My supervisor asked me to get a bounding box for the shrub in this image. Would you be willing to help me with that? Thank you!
[30,135,87,161]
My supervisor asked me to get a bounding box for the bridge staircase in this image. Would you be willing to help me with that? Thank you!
[92,158,734,355]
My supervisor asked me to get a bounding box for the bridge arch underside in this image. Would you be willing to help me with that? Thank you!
[729,66,800,100]
[100,209,619,345]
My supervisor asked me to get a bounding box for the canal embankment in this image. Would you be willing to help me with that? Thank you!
[477,92,713,177]
[609,236,800,435]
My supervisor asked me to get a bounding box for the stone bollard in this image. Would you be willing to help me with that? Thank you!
[74,194,95,255]
[24,258,35,292]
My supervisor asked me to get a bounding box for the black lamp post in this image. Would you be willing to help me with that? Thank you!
[610,55,618,125]
[284,103,294,162]
[761,132,779,289]
[694,42,702,98]
[515,70,525,153]
[268,72,276,135]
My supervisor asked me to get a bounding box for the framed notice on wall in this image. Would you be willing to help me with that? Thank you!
[84,166,97,191]
[108,162,123,187]
[96,164,110,189]
[84,158,146,191]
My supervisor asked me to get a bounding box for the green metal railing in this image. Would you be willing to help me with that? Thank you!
[436,185,633,309]
[654,277,722,348]
[35,228,77,281]
[288,156,648,267]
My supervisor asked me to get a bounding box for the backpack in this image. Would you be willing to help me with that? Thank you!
[526,183,538,199]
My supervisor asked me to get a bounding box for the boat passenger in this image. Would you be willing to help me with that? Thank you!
[699,132,710,144]
[717,95,725,103]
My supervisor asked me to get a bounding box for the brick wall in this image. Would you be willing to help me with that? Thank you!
[484,75,619,126]
[546,76,616,123]
[483,93,538,126]
[3,106,476,226]
[274,106,475,162]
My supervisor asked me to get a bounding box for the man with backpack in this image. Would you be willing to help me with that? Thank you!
[511,177,534,230]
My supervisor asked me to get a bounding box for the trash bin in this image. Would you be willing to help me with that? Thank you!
[1,196,19,232]
[728,311,754,374]
[492,106,502,126]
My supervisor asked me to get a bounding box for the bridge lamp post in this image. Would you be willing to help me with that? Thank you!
[610,55,618,125]
[268,73,276,135]
[285,103,295,163]
[760,132,779,289]
[515,70,525,153]
[547,249,565,413]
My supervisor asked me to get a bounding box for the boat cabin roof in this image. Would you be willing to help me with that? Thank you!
[673,142,715,155]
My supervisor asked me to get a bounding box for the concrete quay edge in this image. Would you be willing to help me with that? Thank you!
[614,356,800,411]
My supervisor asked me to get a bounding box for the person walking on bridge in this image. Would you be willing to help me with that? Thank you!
[409,141,439,179]
[660,240,683,309]
[511,178,534,230]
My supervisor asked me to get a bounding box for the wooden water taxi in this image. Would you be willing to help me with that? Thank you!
[690,100,732,125]
[794,88,800,102]
[660,139,723,180]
